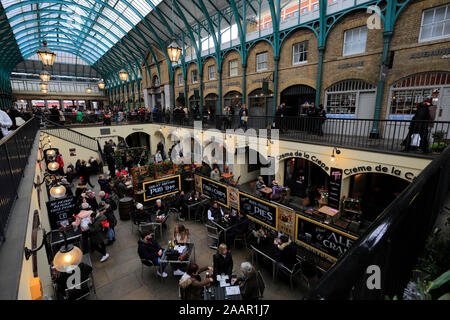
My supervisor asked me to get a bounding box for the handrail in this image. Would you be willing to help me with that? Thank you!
[306,145,450,299]
[0,116,36,146]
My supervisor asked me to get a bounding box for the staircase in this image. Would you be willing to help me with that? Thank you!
[42,118,99,152]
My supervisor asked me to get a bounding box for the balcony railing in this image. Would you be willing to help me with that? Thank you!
[41,111,450,156]
[0,117,39,244]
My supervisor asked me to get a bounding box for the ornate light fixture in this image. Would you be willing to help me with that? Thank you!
[37,40,56,66]
[40,70,51,82]
[118,69,129,81]
[40,82,48,90]
[47,161,60,172]
[86,87,92,94]
[45,149,56,159]
[97,80,105,90]
[167,0,182,63]
[49,184,66,198]
[330,147,341,162]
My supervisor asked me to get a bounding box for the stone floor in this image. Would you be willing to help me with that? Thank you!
[84,175,308,300]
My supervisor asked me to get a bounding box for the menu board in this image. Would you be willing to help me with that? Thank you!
[201,177,229,207]
[239,193,278,231]
[228,187,239,209]
[143,175,181,202]
[295,214,357,261]
[328,167,343,210]
[46,196,77,230]
[278,206,296,238]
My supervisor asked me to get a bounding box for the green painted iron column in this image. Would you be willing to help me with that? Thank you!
[218,67,223,116]
[242,64,247,105]
[272,56,279,117]
[315,47,325,106]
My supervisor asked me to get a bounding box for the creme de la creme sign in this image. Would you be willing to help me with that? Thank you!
[277,151,329,173]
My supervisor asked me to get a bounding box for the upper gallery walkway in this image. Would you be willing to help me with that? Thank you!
[41,111,450,159]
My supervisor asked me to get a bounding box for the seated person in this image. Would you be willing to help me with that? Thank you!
[213,243,233,278]
[133,203,153,223]
[255,176,266,194]
[54,262,93,300]
[270,180,283,201]
[273,235,298,269]
[153,199,167,217]
[223,211,249,246]
[179,263,213,300]
[174,191,188,221]
[137,233,167,278]
[210,167,221,181]
[231,262,259,301]
[251,227,269,245]
[173,224,190,244]
[207,201,224,222]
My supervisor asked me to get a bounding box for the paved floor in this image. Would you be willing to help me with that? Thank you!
[85,175,307,300]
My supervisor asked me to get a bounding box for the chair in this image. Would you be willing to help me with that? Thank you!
[179,286,187,300]
[229,176,240,186]
[206,223,221,250]
[233,230,249,250]
[256,270,266,300]
[276,260,302,289]
[64,277,95,300]
[138,222,157,238]
[249,181,257,194]
[168,207,181,223]
[140,258,161,282]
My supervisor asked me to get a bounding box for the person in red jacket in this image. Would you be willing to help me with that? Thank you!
[56,152,64,175]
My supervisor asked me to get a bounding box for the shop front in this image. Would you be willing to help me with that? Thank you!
[280,84,316,116]
[223,91,242,115]
[204,93,219,116]
[248,88,273,118]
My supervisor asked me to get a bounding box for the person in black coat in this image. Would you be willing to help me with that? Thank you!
[97,175,112,193]
[174,191,189,221]
[274,235,298,269]
[402,101,431,153]
[79,160,94,188]
[213,244,233,278]
[137,233,167,277]
[224,211,249,246]
[106,152,116,175]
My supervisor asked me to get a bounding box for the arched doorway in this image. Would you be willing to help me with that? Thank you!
[125,132,150,149]
[348,173,410,223]
[189,94,200,108]
[280,85,316,116]
[205,93,219,116]
[284,157,329,207]
[248,88,273,117]
[224,91,242,115]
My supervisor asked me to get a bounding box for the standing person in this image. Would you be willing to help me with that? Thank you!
[402,101,431,153]
[107,152,116,176]
[154,150,163,163]
[55,152,64,176]
[316,104,326,136]
[223,106,232,130]
[98,201,116,245]
[58,108,65,125]
[274,235,297,269]
[89,210,110,262]
[239,104,248,131]
[80,160,94,188]
[213,244,233,278]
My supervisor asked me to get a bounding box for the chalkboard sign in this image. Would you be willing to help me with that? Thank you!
[328,167,343,210]
[201,177,229,207]
[143,175,181,202]
[239,193,278,231]
[46,196,77,230]
[295,214,357,261]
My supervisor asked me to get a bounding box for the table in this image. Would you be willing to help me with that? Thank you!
[250,242,277,281]
[160,243,195,276]
[185,198,208,220]
[318,206,340,223]
[209,217,238,244]
[260,187,272,198]
[220,173,234,183]
[204,284,242,300]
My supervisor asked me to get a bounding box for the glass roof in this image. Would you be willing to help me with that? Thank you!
[0,0,162,64]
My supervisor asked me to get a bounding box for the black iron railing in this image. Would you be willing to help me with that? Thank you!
[42,117,99,151]
[41,112,450,155]
[306,145,450,300]
[0,117,39,244]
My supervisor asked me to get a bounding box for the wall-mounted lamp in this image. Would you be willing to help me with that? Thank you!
[331,147,341,162]
[47,161,59,172]
[24,229,82,273]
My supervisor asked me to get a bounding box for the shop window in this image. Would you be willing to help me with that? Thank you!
[343,26,368,56]
[256,52,268,72]
[191,70,198,83]
[419,4,450,42]
[177,74,183,86]
[229,59,238,77]
[326,93,357,115]
[389,89,434,116]
[208,65,216,80]
[292,41,308,65]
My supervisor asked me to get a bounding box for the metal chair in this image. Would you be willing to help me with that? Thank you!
[64,277,96,300]
[276,260,303,289]
[140,258,161,282]
[206,222,221,250]
[138,223,157,238]
[256,270,266,300]
[233,231,249,250]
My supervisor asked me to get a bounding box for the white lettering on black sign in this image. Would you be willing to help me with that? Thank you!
[144,175,181,201]
[296,214,357,260]
[239,193,277,230]
[202,178,228,206]
[46,196,77,230]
